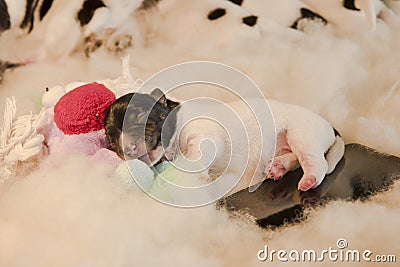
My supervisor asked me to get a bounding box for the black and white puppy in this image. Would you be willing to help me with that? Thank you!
[0,0,158,57]
[105,89,345,192]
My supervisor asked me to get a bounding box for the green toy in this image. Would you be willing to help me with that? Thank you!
[114,156,203,200]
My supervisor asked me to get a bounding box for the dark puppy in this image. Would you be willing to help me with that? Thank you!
[104,89,179,164]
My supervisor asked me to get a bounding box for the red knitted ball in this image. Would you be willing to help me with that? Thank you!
[54,83,116,135]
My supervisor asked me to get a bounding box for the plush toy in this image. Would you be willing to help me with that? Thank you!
[114,156,204,199]
[38,82,122,168]
[54,82,115,134]
[114,159,179,191]
[0,56,140,179]
[114,159,156,190]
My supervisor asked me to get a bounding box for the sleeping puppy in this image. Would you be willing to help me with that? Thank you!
[104,91,179,164]
[104,89,345,192]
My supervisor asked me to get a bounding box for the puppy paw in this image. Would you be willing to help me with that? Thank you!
[298,175,318,191]
[84,33,103,57]
[106,34,133,54]
[266,159,286,180]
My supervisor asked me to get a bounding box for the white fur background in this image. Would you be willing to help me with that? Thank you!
[0,0,399,266]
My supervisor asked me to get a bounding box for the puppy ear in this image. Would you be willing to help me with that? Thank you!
[150,88,167,107]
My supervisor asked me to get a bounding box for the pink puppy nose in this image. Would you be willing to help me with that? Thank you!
[129,144,138,154]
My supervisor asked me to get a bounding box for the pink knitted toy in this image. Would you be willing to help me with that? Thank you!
[40,82,122,168]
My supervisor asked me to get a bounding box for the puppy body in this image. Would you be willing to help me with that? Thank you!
[174,98,344,193]
[105,91,345,193]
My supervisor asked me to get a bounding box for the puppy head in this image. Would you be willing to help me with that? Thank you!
[104,89,179,165]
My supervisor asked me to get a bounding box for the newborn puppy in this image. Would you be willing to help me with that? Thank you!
[104,90,179,165]
[105,89,345,192]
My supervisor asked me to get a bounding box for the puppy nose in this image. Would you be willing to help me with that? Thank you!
[129,144,138,154]
[125,144,138,158]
